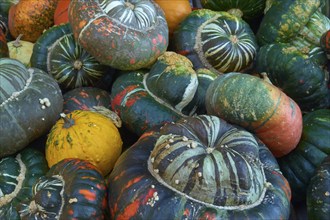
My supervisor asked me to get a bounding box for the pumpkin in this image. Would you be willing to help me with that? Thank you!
[30,23,111,91]
[111,51,217,136]
[173,9,258,74]
[0,58,63,157]
[45,109,123,176]
[68,0,168,71]
[54,0,70,25]
[205,72,303,157]
[277,109,330,203]
[8,0,59,42]
[0,147,48,219]
[0,20,9,58]
[0,0,18,17]
[320,29,330,59]
[255,43,330,112]
[7,34,34,66]
[107,115,291,219]
[306,155,330,220]
[16,158,108,219]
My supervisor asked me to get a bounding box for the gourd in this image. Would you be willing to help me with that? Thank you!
[54,0,70,25]
[7,34,34,66]
[68,0,168,70]
[0,20,9,58]
[0,147,48,220]
[0,58,63,157]
[205,72,303,157]
[16,158,108,219]
[107,115,291,219]
[320,30,330,59]
[30,23,111,90]
[173,9,258,73]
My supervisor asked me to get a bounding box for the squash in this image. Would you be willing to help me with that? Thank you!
[8,0,59,42]
[0,20,9,58]
[306,155,330,220]
[205,72,303,157]
[173,9,258,73]
[0,0,18,17]
[320,29,330,59]
[0,58,63,157]
[107,115,291,219]
[7,34,34,66]
[277,109,330,203]
[16,158,108,219]
[45,110,123,176]
[54,0,70,25]
[255,43,330,112]
[30,23,111,90]
[68,0,168,71]
[0,147,48,219]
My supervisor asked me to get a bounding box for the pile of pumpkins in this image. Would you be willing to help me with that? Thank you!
[0,0,329,219]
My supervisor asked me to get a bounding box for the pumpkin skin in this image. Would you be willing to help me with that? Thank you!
[68,0,168,71]
[173,9,258,74]
[306,155,330,220]
[277,109,330,203]
[205,72,303,157]
[108,115,291,219]
[0,147,48,220]
[255,43,330,112]
[45,110,123,176]
[7,34,34,66]
[16,158,108,219]
[0,20,9,58]
[0,58,63,158]
[54,0,70,25]
[8,0,59,42]
[320,29,330,59]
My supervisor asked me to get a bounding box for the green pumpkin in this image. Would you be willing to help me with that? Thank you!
[277,109,330,203]
[255,43,330,112]
[0,147,48,220]
[306,155,330,220]
[108,115,291,219]
[0,58,63,157]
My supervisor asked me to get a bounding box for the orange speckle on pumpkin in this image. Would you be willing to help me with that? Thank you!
[130,58,136,64]
[79,189,96,201]
[117,200,140,219]
[78,20,87,29]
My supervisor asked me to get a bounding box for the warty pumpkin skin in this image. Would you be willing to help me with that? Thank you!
[107,115,291,219]
[16,158,108,220]
[0,58,63,158]
[68,0,168,71]
[205,72,303,157]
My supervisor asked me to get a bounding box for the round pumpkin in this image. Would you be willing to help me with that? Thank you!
[68,0,169,71]
[205,72,303,157]
[0,58,63,157]
[45,110,123,176]
[7,34,34,66]
[54,0,70,25]
[107,115,291,219]
[16,158,108,219]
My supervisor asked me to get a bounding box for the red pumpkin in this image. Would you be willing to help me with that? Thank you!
[54,0,70,25]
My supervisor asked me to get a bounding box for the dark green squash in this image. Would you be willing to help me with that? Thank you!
[173,9,258,73]
[30,23,111,90]
[107,115,291,219]
[306,155,330,220]
[0,0,18,18]
[68,0,168,71]
[0,58,63,157]
[0,147,48,220]
[277,109,330,203]
[16,158,107,219]
[255,43,330,112]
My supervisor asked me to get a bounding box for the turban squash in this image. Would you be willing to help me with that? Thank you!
[107,115,291,219]
[0,20,8,58]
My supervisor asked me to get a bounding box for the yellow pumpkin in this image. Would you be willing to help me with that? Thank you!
[45,109,123,176]
[7,34,34,66]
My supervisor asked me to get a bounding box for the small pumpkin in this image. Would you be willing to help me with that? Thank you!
[16,158,108,219]
[0,58,63,157]
[0,20,9,58]
[54,0,70,25]
[45,110,123,176]
[7,34,34,66]
[205,72,303,157]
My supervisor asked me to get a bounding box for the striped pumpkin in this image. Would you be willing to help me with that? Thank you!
[68,0,168,70]
[0,58,63,157]
[16,158,108,219]
[108,115,291,219]
[0,20,9,58]
[173,9,258,73]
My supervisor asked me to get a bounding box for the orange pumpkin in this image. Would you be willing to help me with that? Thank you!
[54,0,70,25]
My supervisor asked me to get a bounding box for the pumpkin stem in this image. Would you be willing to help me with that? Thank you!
[13,34,23,47]
[73,60,83,70]
[125,2,135,10]
[60,113,75,128]
[227,8,243,18]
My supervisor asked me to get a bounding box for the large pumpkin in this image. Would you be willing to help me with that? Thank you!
[0,58,63,157]
[108,115,291,219]
[68,0,168,70]
[205,72,303,157]
[54,0,70,25]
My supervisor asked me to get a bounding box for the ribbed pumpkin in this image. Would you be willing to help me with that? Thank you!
[108,115,291,219]
[0,20,9,58]
[173,9,258,73]
[0,147,48,219]
[0,58,63,157]
[68,0,168,70]
[277,109,330,203]
[45,110,123,176]
[205,72,303,157]
[53,0,70,25]
[7,34,34,66]
[16,158,108,219]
